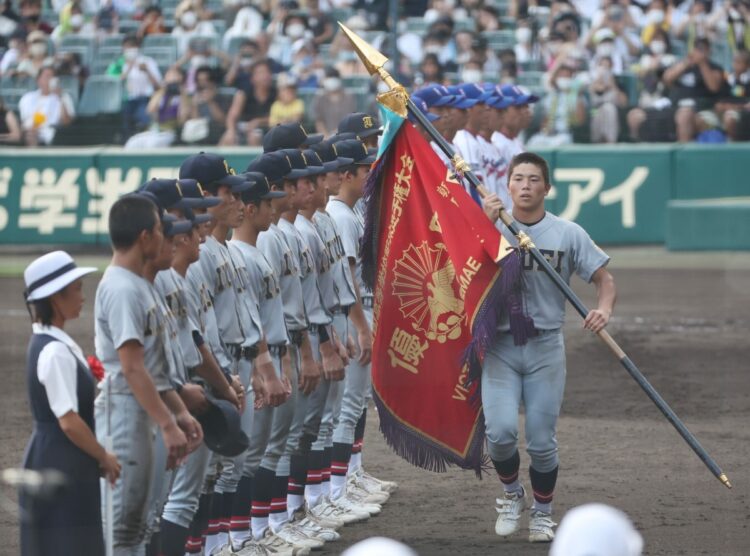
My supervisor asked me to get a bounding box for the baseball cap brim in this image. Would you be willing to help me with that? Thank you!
[334,156,354,168]
[303,164,327,178]
[321,160,340,172]
[487,96,514,109]
[301,133,324,146]
[451,97,479,109]
[163,214,193,236]
[214,174,253,193]
[354,151,377,165]
[516,94,540,104]
[357,127,383,138]
[191,213,214,226]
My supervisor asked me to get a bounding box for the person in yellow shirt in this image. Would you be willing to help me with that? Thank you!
[269,73,305,127]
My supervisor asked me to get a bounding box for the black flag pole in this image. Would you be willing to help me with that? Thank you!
[337,22,732,490]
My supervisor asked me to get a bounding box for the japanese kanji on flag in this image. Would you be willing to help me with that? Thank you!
[361,107,530,474]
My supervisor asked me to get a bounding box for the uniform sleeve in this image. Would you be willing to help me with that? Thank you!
[37,342,79,418]
[569,223,610,283]
[106,285,148,349]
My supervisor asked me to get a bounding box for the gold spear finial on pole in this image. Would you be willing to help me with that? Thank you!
[337,22,409,118]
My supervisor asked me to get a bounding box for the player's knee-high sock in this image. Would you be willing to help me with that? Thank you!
[349,408,367,474]
[229,476,253,549]
[305,449,324,507]
[529,465,558,514]
[492,450,523,495]
[321,446,332,498]
[269,473,290,531]
[160,519,189,556]
[287,454,307,517]
[204,492,226,555]
[251,467,274,540]
[330,442,352,499]
[186,492,211,554]
[216,492,234,549]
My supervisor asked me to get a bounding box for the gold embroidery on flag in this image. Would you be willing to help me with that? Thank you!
[387,326,428,374]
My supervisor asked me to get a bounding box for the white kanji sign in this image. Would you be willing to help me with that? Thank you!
[81,168,143,235]
[0,167,12,231]
[18,168,80,234]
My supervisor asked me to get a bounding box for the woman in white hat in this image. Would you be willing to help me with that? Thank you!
[20,251,121,556]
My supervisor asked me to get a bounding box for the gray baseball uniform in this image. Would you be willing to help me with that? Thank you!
[313,210,357,309]
[483,212,610,471]
[93,265,172,550]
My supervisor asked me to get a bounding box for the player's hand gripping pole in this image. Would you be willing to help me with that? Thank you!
[337,21,732,490]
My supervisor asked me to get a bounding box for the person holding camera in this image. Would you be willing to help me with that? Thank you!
[18,66,75,146]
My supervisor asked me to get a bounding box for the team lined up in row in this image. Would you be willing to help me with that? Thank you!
[95,115,394,556]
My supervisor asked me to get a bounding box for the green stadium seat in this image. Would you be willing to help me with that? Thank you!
[58,44,94,67]
[143,46,178,72]
[2,88,27,112]
[482,30,516,51]
[227,35,249,56]
[500,16,517,30]
[118,20,140,35]
[101,34,125,48]
[330,8,354,26]
[616,72,640,107]
[518,71,545,88]
[406,17,428,33]
[455,19,477,32]
[77,76,123,116]
[342,75,372,89]
[210,19,227,36]
[143,34,178,56]
[58,75,80,106]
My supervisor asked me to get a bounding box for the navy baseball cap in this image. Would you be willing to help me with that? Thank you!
[413,84,457,108]
[456,83,494,104]
[445,85,479,109]
[263,123,323,152]
[240,179,287,204]
[311,139,354,170]
[179,152,250,193]
[328,131,358,142]
[337,112,382,139]
[302,149,336,175]
[277,148,324,179]
[246,152,293,184]
[176,179,217,226]
[139,178,221,212]
[132,190,193,236]
[333,139,376,165]
[501,84,540,105]
[409,97,440,123]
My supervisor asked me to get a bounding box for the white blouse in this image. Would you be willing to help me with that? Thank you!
[32,324,89,419]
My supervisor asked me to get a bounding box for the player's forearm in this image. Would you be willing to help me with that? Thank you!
[161,388,189,418]
[348,300,370,335]
[194,343,233,393]
[595,272,617,316]
[298,331,316,363]
[121,365,175,428]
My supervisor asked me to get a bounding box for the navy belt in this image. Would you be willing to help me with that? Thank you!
[331,304,351,316]
[240,343,260,361]
[288,329,305,346]
[361,297,374,308]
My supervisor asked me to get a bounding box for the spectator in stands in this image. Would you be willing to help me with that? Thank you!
[470,35,500,75]
[174,40,230,94]
[94,0,119,36]
[136,5,166,40]
[19,66,75,146]
[125,67,190,148]
[716,49,750,140]
[662,37,726,141]
[224,38,260,90]
[586,5,641,68]
[0,95,22,145]
[0,31,28,77]
[269,72,304,126]
[335,41,369,77]
[640,0,673,45]
[454,29,475,67]
[312,66,356,135]
[417,54,445,87]
[19,0,54,35]
[172,1,218,56]
[589,56,627,143]
[55,51,88,95]
[221,58,276,145]
[459,58,483,84]
[222,1,263,51]
[107,34,163,141]
[14,30,54,79]
[425,0,468,24]
[268,9,309,68]
[709,0,750,53]
[288,38,322,89]
[528,63,587,147]
[514,23,534,65]
[306,0,334,45]
[476,4,501,32]
[674,0,716,44]
[424,17,458,68]
[52,2,95,42]
[591,28,627,75]
[184,65,227,144]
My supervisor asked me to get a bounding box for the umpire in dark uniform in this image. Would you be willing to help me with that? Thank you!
[20,251,121,556]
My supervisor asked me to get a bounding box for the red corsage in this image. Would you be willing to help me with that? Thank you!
[87,355,105,382]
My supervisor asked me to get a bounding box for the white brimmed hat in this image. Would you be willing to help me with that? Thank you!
[24,251,97,302]
[550,503,644,556]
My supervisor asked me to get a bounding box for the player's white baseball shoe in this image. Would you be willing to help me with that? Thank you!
[494,488,527,536]
[272,521,325,551]
[332,492,381,516]
[234,539,271,555]
[347,479,390,504]
[360,469,398,493]
[528,510,557,543]
[258,529,311,555]
[295,515,340,542]
[301,502,344,529]
[311,496,369,524]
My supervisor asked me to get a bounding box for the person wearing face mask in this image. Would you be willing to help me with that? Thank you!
[107,34,163,141]
[15,30,53,79]
[267,13,309,69]
[589,56,627,143]
[515,25,535,64]
[52,2,95,41]
[640,0,671,45]
[172,3,217,57]
[136,5,166,39]
[673,0,716,44]
[19,0,54,35]
[312,67,356,135]
[528,64,587,147]
[124,67,191,149]
[590,28,628,75]
[19,66,75,146]
[289,38,322,89]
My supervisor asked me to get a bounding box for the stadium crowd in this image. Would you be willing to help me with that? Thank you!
[1,0,749,147]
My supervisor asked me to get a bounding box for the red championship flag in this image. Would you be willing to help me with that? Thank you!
[360,112,530,474]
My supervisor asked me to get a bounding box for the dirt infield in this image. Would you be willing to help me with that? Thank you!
[1,250,748,555]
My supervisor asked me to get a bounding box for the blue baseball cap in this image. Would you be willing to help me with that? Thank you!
[445,85,479,109]
[501,84,540,105]
[409,97,440,123]
[413,84,457,108]
[456,82,495,103]
[179,152,251,193]
[485,85,515,109]
[246,152,292,184]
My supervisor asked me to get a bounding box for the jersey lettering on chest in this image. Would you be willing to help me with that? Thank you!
[215,261,233,293]
[144,303,166,338]
[521,248,565,274]
[165,288,188,320]
[262,267,280,300]
[232,263,249,294]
